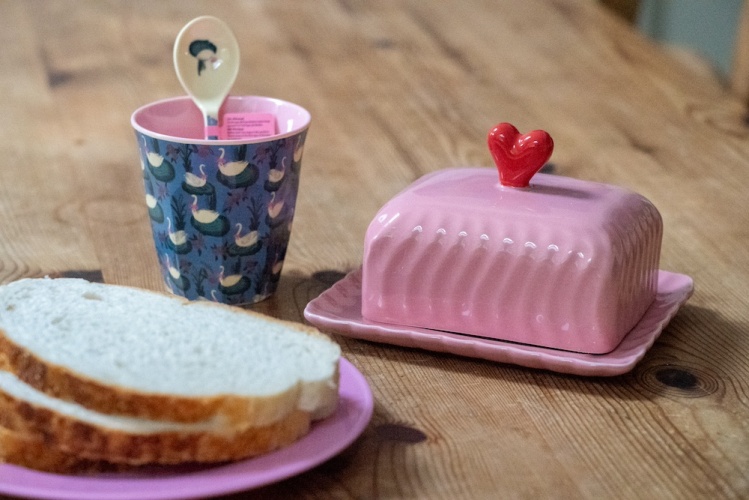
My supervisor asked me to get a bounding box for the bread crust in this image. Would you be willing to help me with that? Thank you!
[0,426,122,473]
[0,289,339,426]
[0,387,312,465]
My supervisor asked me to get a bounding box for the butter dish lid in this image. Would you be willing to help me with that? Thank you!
[361,123,663,354]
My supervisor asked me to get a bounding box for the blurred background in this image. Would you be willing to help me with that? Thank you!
[601,0,749,106]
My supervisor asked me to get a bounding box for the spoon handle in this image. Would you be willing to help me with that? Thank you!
[205,113,220,140]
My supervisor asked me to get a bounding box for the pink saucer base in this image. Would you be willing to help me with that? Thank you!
[304,270,693,376]
[0,359,372,500]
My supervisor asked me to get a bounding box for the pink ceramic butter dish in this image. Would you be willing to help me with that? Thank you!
[305,123,692,373]
[363,123,661,354]
[360,167,662,354]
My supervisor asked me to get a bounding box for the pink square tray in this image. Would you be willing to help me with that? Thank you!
[304,269,693,376]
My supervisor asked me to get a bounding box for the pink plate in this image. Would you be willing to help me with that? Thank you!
[304,270,693,376]
[0,359,372,500]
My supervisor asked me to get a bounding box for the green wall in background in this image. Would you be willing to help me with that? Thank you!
[637,0,743,78]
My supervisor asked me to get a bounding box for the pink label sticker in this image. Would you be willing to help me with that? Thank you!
[220,113,276,140]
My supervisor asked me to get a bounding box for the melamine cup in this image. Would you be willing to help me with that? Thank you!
[131,96,310,305]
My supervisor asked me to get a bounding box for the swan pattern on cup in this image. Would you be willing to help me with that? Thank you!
[135,131,306,305]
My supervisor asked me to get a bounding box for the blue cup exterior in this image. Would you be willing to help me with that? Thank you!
[135,130,307,305]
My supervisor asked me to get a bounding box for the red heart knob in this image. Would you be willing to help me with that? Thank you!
[487,123,554,188]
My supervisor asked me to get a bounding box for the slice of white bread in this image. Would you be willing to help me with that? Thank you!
[0,278,340,427]
[0,370,311,465]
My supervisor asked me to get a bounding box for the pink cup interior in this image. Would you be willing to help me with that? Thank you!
[131,96,311,145]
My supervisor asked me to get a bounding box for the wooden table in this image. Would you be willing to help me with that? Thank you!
[1,1,748,498]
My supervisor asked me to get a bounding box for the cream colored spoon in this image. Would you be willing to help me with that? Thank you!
[173,16,240,140]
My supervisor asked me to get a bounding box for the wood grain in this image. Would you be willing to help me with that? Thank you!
[0,0,748,498]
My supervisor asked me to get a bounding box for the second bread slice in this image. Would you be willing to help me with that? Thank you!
[0,370,311,465]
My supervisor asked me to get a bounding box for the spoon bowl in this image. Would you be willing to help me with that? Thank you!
[173,16,240,139]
